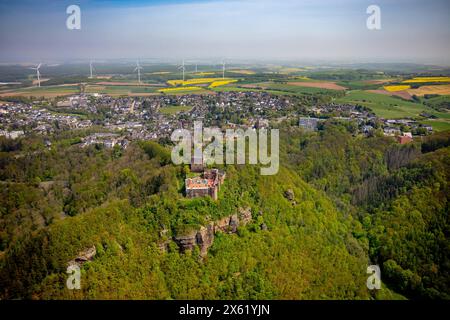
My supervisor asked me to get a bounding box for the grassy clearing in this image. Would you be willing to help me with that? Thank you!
[159,105,193,115]
[420,120,450,132]
[336,90,435,118]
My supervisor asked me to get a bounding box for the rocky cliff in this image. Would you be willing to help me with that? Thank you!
[173,207,253,256]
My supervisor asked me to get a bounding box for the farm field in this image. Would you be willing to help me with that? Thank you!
[208,79,237,88]
[363,79,398,85]
[227,69,256,75]
[85,85,159,96]
[0,85,80,97]
[367,89,412,100]
[407,84,450,96]
[158,86,213,95]
[211,85,298,95]
[337,90,437,118]
[241,82,336,94]
[287,81,347,90]
[167,77,232,86]
[384,85,411,92]
[402,77,450,83]
[420,120,450,132]
[95,81,165,87]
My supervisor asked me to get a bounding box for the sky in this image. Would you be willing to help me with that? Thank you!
[0,0,449,64]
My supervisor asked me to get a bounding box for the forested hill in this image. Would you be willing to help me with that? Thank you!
[0,151,372,299]
[283,125,450,299]
[0,126,449,299]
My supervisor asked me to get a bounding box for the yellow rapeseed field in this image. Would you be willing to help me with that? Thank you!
[158,86,203,93]
[384,85,411,92]
[195,72,215,76]
[167,77,236,86]
[402,77,450,83]
[208,79,238,88]
[228,70,256,75]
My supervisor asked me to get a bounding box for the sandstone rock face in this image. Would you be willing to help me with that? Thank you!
[229,214,239,233]
[196,223,215,257]
[173,207,254,256]
[215,216,232,233]
[284,189,295,201]
[173,231,197,252]
[68,245,96,267]
[238,207,252,225]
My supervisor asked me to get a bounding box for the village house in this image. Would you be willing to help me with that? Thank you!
[397,133,413,144]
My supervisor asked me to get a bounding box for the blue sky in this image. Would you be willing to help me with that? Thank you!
[0,0,449,64]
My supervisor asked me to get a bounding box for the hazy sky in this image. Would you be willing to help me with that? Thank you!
[0,0,449,64]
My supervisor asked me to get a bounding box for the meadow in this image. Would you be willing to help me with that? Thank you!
[0,85,80,98]
[336,90,437,118]
[420,120,450,132]
[159,105,193,115]
[85,85,159,96]
[251,82,342,95]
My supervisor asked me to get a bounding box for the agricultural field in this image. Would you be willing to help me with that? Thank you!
[420,120,450,132]
[0,85,80,97]
[337,90,438,118]
[402,77,450,83]
[167,77,229,86]
[208,79,237,88]
[194,72,216,76]
[287,81,347,90]
[94,81,165,87]
[407,84,450,96]
[367,89,412,100]
[241,82,342,95]
[85,85,159,96]
[227,69,256,75]
[384,85,411,92]
[158,86,212,95]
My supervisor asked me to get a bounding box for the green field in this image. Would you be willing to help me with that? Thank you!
[159,105,192,115]
[85,85,159,95]
[212,83,337,96]
[336,90,437,118]
[420,120,450,132]
[0,85,80,97]
[264,83,339,95]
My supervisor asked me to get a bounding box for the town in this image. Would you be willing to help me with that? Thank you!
[0,91,433,149]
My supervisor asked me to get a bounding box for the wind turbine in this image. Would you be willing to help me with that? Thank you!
[134,60,143,84]
[89,60,94,79]
[222,60,226,79]
[31,63,42,87]
[195,63,198,73]
[178,59,186,81]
